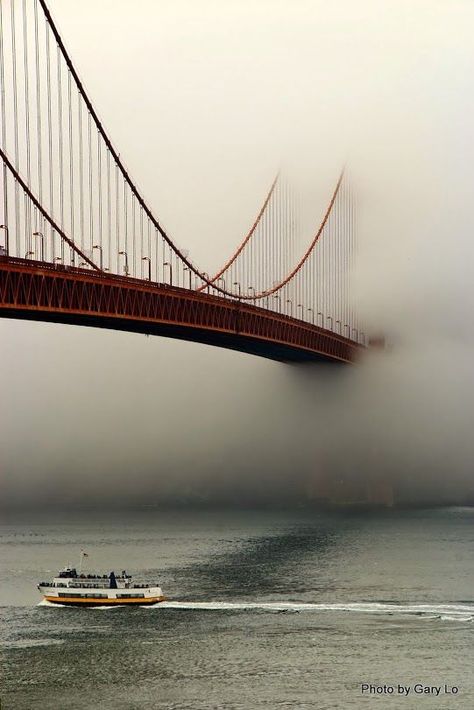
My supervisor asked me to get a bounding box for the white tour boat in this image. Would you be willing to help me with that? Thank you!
[38,559,166,607]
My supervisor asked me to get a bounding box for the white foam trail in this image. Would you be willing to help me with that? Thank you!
[148,601,474,618]
[440,614,473,622]
[37,598,474,620]
[37,599,118,610]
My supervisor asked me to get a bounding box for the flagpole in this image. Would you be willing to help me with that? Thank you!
[79,550,87,574]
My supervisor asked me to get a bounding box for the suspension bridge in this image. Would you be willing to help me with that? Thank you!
[0,0,366,363]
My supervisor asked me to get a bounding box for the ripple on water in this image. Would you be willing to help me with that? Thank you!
[2,638,65,649]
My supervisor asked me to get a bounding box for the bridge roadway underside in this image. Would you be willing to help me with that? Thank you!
[0,260,360,364]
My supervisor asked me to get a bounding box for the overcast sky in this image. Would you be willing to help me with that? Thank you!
[1,0,474,507]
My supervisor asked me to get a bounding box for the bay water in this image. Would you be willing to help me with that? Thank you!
[1,507,473,709]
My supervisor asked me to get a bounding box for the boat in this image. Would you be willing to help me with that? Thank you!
[38,564,166,607]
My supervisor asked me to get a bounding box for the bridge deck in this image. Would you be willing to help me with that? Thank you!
[0,258,361,363]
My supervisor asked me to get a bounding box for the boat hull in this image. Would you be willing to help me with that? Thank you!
[43,595,166,607]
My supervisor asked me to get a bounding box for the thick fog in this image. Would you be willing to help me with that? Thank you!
[1,0,474,508]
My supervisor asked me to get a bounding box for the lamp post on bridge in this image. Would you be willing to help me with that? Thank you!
[286,299,293,317]
[0,225,9,255]
[326,315,333,330]
[336,319,342,334]
[25,250,34,259]
[233,282,241,300]
[183,266,193,290]
[273,294,281,313]
[317,311,324,326]
[217,277,226,295]
[163,261,172,286]
[201,272,210,293]
[119,250,129,276]
[142,256,151,281]
[307,307,314,324]
[93,244,103,270]
[297,304,304,319]
[351,327,359,342]
[54,256,62,267]
[33,231,45,262]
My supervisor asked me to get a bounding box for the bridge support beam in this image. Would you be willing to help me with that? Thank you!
[0,259,361,364]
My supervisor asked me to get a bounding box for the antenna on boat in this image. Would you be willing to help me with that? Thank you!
[79,549,89,573]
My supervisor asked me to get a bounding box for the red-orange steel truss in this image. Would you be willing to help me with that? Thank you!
[0,258,361,364]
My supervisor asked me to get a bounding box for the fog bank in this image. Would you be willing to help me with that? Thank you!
[1,0,474,508]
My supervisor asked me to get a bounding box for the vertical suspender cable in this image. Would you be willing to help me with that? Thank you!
[0,2,8,238]
[123,181,128,271]
[147,219,151,278]
[67,68,74,262]
[78,96,84,250]
[97,128,102,257]
[140,205,144,272]
[22,0,34,249]
[22,0,31,184]
[34,0,43,204]
[115,163,120,274]
[131,193,136,277]
[88,111,93,254]
[11,1,21,253]
[57,44,64,260]
[107,149,111,270]
[22,0,32,252]
[45,17,54,251]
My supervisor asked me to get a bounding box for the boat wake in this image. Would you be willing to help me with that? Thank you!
[153,600,474,620]
[37,598,474,620]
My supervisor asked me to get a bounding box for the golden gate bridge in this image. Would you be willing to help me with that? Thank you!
[0,0,365,363]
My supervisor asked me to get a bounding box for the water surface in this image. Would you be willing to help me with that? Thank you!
[1,507,473,708]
